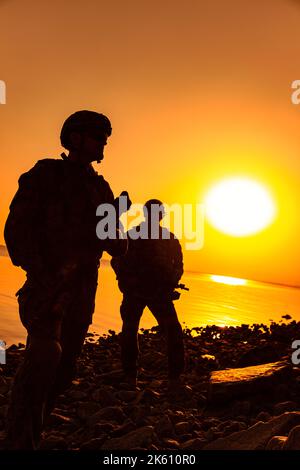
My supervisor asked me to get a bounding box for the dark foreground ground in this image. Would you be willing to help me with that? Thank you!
[1,319,300,450]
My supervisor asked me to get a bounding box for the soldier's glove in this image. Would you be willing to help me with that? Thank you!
[171,290,181,301]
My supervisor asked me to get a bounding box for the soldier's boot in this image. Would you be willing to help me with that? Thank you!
[148,299,185,382]
[168,321,184,375]
[165,320,191,400]
[123,374,137,389]
[44,355,78,420]
[167,378,192,402]
[166,320,185,378]
[120,295,145,388]
[5,337,62,449]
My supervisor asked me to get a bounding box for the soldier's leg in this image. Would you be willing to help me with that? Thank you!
[45,266,98,416]
[6,336,62,449]
[44,320,89,417]
[148,299,185,380]
[120,294,145,381]
[6,279,63,450]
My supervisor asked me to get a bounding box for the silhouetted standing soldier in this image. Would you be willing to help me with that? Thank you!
[111,199,185,389]
[4,110,128,449]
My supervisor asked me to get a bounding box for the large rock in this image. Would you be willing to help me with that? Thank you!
[101,426,155,450]
[180,438,207,450]
[237,344,284,367]
[77,402,100,421]
[140,351,167,370]
[175,421,191,435]
[283,425,300,450]
[46,413,74,426]
[68,390,88,401]
[134,389,161,405]
[116,391,138,403]
[88,406,126,426]
[162,438,180,449]
[273,401,297,415]
[96,369,124,384]
[155,415,174,438]
[93,422,115,436]
[110,420,136,438]
[40,435,68,450]
[168,410,186,424]
[92,387,118,407]
[266,436,287,450]
[196,354,219,373]
[255,411,272,422]
[80,437,107,450]
[209,361,292,403]
[203,412,300,450]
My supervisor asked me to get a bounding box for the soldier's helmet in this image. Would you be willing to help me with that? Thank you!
[143,199,165,221]
[60,110,112,150]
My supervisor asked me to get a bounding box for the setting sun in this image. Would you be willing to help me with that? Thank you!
[204,178,276,237]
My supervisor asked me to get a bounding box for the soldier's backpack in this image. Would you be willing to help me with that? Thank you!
[4,159,60,269]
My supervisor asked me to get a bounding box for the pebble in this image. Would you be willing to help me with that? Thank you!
[273,401,297,415]
[174,421,191,435]
[1,324,300,450]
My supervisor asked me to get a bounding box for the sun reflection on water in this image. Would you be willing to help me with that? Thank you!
[210,275,247,286]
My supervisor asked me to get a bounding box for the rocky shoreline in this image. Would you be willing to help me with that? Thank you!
[1,319,300,450]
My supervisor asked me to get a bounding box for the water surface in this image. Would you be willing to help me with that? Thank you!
[1,256,300,346]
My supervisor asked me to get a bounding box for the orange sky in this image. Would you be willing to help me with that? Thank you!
[1,0,300,285]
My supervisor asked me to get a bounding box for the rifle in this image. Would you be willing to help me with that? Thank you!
[171,283,189,300]
[176,283,189,291]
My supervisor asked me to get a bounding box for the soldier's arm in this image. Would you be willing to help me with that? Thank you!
[102,230,128,257]
[111,249,128,278]
[172,238,184,284]
[114,190,132,216]
[110,256,121,276]
[111,238,139,294]
[96,177,128,257]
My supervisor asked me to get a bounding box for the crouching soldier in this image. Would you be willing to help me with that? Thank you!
[111,199,185,390]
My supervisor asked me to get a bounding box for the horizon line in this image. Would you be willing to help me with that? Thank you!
[1,244,298,290]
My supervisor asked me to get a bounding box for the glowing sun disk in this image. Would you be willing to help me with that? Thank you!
[204,178,276,236]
